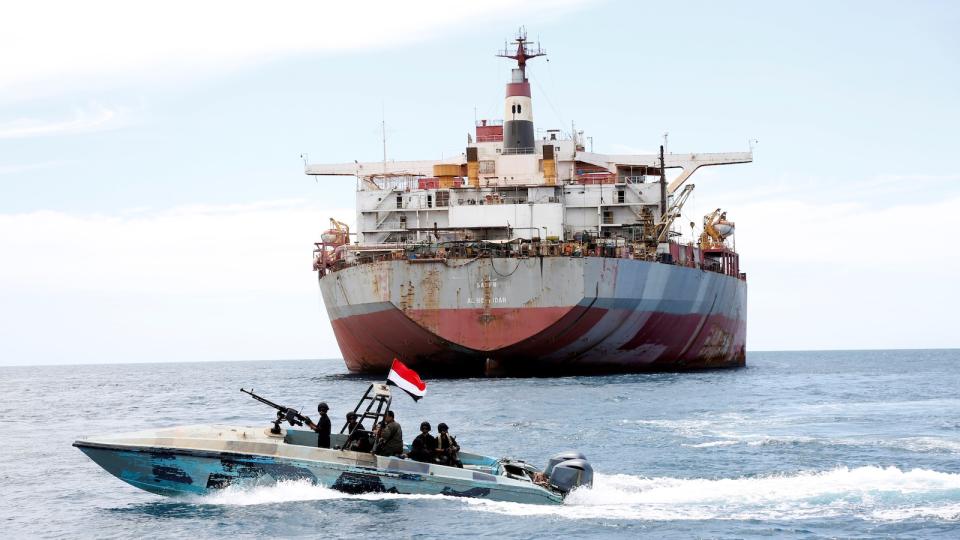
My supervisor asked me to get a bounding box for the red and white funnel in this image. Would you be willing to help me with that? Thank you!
[497,28,545,154]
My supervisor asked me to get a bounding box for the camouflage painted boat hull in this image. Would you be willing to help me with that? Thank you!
[320,257,747,375]
[73,425,563,504]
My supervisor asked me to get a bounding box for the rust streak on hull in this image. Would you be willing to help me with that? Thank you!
[320,257,747,376]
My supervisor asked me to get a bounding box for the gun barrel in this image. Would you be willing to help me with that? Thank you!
[242,388,317,431]
[240,388,285,411]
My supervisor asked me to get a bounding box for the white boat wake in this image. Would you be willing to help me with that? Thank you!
[195,480,457,507]
[192,465,960,522]
[470,466,960,521]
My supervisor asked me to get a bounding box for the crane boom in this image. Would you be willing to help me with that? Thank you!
[656,184,695,243]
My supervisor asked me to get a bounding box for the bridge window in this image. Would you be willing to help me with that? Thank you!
[479,160,496,174]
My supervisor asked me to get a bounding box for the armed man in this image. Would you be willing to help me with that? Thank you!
[436,422,462,467]
[303,402,331,448]
[407,421,437,463]
[341,412,368,451]
[372,410,403,457]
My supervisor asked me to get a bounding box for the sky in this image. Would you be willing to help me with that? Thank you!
[1,0,958,366]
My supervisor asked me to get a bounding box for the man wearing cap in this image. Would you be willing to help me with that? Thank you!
[307,402,332,449]
[407,421,437,463]
[342,412,368,451]
[435,423,461,467]
[373,410,403,457]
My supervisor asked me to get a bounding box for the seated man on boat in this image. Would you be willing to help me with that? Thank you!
[435,423,462,467]
[369,419,385,448]
[406,421,437,463]
[372,410,403,457]
[341,412,369,451]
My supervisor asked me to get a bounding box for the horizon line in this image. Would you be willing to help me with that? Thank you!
[2,347,957,369]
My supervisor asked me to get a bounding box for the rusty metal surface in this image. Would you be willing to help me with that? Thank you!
[319,256,747,375]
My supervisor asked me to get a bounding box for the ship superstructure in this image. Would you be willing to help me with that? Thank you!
[307,30,751,376]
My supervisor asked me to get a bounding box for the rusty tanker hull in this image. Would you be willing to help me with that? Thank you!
[320,256,746,376]
[308,31,752,376]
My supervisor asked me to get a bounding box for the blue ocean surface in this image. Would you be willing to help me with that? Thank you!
[2,350,959,539]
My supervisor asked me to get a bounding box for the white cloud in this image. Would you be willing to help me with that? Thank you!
[608,143,659,155]
[0,0,592,101]
[729,194,960,351]
[720,173,960,208]
[734,196,960,267]
[0,199,353,294]
[0,161,61,175]
[0,199,354,365]
[0,104,129,139]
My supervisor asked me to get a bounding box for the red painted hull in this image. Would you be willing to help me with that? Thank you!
[330,305,745,376]
[321,258,747,376]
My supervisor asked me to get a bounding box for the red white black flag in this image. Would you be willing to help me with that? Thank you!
[386,358,427,401]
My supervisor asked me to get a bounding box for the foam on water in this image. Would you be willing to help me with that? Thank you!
[467,467,960,521]
[196,480,456,506]
[190,467,960,523]
[681,440,740,448]
[626,414,960,455]
[870,502,960,521]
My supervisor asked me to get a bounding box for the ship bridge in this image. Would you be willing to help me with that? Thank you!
[305,144,751,246]
[304,29,751,248]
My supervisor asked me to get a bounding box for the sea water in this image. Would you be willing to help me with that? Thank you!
[1,350,959,538]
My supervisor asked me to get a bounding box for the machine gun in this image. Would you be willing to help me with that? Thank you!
[241,388,314,435]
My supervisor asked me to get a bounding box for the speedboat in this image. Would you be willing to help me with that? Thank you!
[73,384,593,505]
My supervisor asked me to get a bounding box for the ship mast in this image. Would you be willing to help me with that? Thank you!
[496,26,546,79]
[496,27,546,154]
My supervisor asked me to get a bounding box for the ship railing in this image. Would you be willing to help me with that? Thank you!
[575,173,617,185]
[501,147,536,155]
[317,240,747,281]
[365,175,422,192]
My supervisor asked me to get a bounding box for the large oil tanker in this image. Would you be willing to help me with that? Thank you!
[306,31,751,376]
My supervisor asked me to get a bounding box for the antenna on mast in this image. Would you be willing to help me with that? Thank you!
[496,26,546,78]
[381,103,387,175]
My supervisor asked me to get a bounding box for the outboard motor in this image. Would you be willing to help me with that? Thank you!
[545,451,586,476]
[545,451,593,494]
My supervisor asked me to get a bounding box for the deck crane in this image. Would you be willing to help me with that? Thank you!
[699,209,735,249]
[327,217,350,245]
[656,184,695,244]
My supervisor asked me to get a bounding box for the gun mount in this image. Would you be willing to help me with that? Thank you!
[241,388,313,435]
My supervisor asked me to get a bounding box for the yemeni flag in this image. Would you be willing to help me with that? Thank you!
[386,358,427,401]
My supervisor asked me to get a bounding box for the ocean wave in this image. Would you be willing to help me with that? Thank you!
[737,435,960,453]
[681,440,740,448]
[870,502,960,521]
[886,437,960,454]
[624,416,960,454]
[744,435,817,447]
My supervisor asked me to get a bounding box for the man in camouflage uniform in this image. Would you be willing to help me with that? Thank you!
[373,410,403,457]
